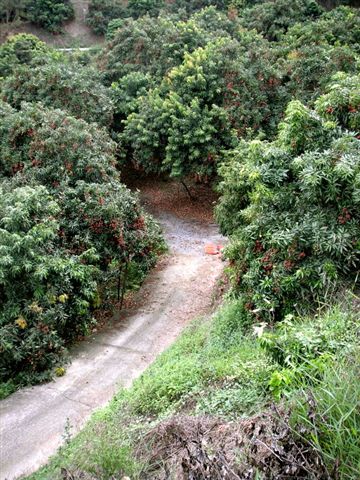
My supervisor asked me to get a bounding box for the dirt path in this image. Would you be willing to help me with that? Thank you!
[0,0,102,47]
[0,203,225,479]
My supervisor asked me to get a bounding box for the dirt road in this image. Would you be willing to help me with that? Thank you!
[0,207,225,479]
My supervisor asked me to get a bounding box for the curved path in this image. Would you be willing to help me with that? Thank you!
[0,211,225,480]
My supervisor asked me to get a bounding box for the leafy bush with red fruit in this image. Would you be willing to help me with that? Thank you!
[0,185,99,385]
[123,34,287,178]
[315,72,360,131]
[2,63,114,127]
[0,102,165,386]
[216,89,360,320]
[0,102,118,186]
[0,34,56,78]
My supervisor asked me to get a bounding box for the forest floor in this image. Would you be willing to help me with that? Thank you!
[0,0,103,47]
[0,180,225,480]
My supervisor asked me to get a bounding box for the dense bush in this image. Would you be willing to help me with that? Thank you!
[110,71,152,125]
[315,72,360,130]
[216,91,360,320]
[25,0,74,32]
[0,102,165,385]
[283,6,360,52]
[0,101,118,185]
[281,44,358,103]
[86,0,127,35]
[124,34,287,178]
[0,0,74,31]
[1,63,114,126]
[239,0,323,41]
[100,8,236,84]
[0,0,28,23]
[85,0,233,35]
[0,185,99,383]
[0,34,56,78]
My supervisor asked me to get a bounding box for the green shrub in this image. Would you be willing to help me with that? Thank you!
[0,101,118,185]
[216,92,360,319]
[277,6,360,102]
[292,352,360,479]
[124,34,286,178]
[100,9,233,84]
[0,0,28,23]
[0,34,55,78]
[0,185,99,384]
[26,0,74,33]
[239,0,323,41]
[281,44,358,103]
[283,6,360,52]
[86,0,127,35]
[0,102,165,386]
[259,303,359,398]
[110,71,153,124]
[1,63,114,126]
[315,72,360,131]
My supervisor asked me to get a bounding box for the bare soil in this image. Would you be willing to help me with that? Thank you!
[0,0,103,47]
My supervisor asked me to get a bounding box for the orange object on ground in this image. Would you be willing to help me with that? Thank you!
[205,244,224,255]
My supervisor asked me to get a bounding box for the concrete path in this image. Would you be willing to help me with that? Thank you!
[0,212,224,480]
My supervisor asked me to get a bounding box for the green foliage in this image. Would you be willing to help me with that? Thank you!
[0,185,99,383]
[110,71,152,122]
[25,0,74,32]
[282,44,358,103]
[260,303,359,398]
[216,91,360,319]
[292,352,360,479]
[25,296,360,479]
[239,0,323,41]
[0,0,74,31]
[315,72,360,131]
[124,35,287,178]
[0,378,17,399]
[278,6,360,102]
[1,63,114,126]
[85,0,236,35]
[284,6,360,52]
[0,34,54,78]
[0,101,118,185]
[0,102,165,386]
[86,0,127,35]
[0,0,28,23]
[100,8,235,84]
[128,305,272,416]
[126,0,164,18]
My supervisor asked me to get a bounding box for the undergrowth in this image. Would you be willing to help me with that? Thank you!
[28,293,360,479]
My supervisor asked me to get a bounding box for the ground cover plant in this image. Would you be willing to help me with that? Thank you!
[26,296,360,479]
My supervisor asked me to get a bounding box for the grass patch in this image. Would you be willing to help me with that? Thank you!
[28,296,360,479]
[0,379,17,399]
[291,352,360,479]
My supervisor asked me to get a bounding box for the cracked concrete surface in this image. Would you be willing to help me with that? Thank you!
[0,211,225,479]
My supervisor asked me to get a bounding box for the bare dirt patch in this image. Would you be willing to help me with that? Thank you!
[0,0,103,47]
[124,174,219,225]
